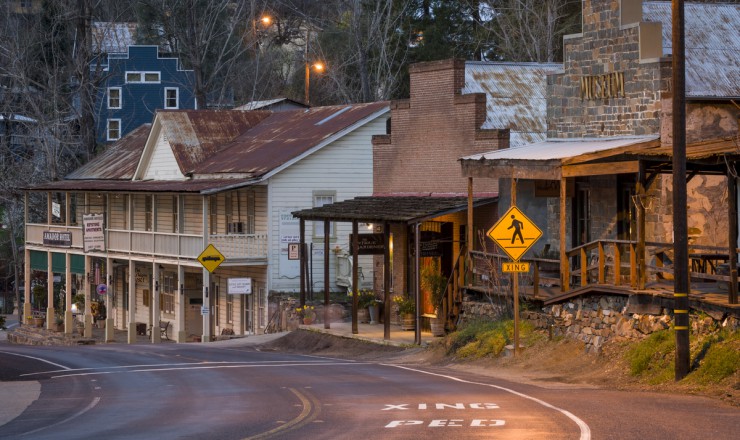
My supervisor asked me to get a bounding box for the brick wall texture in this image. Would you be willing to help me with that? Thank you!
[373,59,506,196]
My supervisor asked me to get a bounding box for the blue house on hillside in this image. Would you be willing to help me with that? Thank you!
[94,45,196,143]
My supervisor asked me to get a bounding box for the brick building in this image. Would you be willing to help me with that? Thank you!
[294,58,560,339]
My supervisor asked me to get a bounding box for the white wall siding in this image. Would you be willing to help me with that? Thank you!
[143,133,186,180]
[267,116,387,293]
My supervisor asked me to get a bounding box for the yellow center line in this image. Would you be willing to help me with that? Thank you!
[244,387,320,440]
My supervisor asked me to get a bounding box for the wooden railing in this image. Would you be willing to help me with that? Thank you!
[466,240,738,299]
[27,224,268,260]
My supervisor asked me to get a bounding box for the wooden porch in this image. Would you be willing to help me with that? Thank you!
[464,240,740,315]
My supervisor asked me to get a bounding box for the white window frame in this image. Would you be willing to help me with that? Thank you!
[107,87,121,109]
[164,87,179,109]
[107,119,121,141]
[125,71,161,84]
[312,191,336,239]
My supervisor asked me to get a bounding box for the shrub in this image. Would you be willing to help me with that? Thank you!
[626,329,675,377]
[690,330,739,384]
[446,319,538,358]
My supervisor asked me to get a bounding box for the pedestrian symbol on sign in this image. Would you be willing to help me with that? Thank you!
[487,206,542,262]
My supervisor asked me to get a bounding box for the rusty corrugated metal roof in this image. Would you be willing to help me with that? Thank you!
[158,110,271,174]
[643,1,740,98]
[464,62,563,147]
[66,124,151,180]
[462,136,660,162]
[29,178,253,193]
[196,102,389,176]
[292,196,496,224]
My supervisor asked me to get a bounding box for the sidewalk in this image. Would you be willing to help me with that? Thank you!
[298,321,435,347]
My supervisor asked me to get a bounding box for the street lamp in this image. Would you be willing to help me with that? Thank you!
[303,27,325,106]
[305,61,325,105]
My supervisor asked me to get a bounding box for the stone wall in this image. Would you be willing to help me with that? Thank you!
[522,294,739,353]
[459,297,510,324]
[547,0,669,138]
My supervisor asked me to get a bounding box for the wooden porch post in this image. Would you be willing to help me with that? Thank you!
[560,176,569,292]
[352,220,359,334]
[128,259,136,344]
[637,160,647,289]
[467,177,474,250]
[414,222,421,346]
[324,220,330,329]
[728,167,738,304]
[300,218,306,308]
[383,222,391,340]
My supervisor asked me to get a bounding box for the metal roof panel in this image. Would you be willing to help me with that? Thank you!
[643,1,740,98]
[464,62,563,147]
[196,102,389,175]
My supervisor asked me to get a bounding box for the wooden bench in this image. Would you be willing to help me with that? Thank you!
[147,321,170,340]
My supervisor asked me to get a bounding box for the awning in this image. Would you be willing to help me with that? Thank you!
[460,135,739,180]
[292,195,497,224]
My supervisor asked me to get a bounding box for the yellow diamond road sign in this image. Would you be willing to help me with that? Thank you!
[487,206,542,262]
[198,244,225,273]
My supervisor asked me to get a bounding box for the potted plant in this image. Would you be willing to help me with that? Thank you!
[356,290,375,323]
[54,315,64,332]
[295,305,316,325]
[393,295,415,331]
[422,261,448,336]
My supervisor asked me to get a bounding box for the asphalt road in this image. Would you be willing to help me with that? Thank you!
[0,339,738,440]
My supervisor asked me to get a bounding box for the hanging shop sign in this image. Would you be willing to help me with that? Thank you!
[83,213,106,252]
[43,231,72,247]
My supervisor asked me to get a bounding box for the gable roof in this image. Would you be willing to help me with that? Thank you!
[67,124,151,180]
[643,1,740,99]
[234,98,308,111]
[38,102,388,194]
[151,110,271,175]
[464,62,563,147]
[196,102,389,177]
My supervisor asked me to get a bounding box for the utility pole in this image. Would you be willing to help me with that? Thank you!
[671,0,690,381]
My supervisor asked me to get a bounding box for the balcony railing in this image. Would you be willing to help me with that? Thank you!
[27,224,268,260]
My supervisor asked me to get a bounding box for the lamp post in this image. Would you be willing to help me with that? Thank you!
[304,28,325,105]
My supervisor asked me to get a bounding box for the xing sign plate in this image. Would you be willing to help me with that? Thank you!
[487,206,542,262]
[198,244,225,273]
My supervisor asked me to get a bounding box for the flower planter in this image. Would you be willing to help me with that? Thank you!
[430,317,445,337]
[357,308,369,323]
[400,313,415,331]
[33,317,45,328]
[368,304,380,324]
[303,317,314,325]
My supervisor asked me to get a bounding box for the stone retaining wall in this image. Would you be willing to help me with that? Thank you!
[522,295,739,353]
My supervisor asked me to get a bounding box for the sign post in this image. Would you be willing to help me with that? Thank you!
[487,206,542,355]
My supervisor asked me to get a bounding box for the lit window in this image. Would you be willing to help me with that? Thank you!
[107,119,121,141]
[107,87,121,109]
[164,88,179,109]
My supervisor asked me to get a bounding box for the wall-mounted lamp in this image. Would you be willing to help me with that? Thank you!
[366,223,373,230]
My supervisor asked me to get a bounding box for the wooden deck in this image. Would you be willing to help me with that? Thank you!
[463,280,740,317]
[465,244,739,317]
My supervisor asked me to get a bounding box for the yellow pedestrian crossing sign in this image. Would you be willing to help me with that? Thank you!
[198,244,225,273]
[487,206,542,262]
